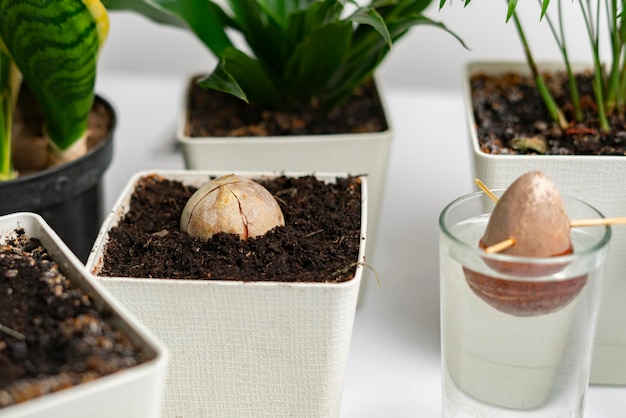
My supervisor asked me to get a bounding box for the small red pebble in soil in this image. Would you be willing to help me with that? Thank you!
[463,171,588,316]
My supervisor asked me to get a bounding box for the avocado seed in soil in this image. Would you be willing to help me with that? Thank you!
[0,229,148,408]
[181,174,285,241]
[463,171,588,316]
[98,174,362,283]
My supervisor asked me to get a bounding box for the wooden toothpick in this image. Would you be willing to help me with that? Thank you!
[474,178,499,203]
[483,238,516,254]
[474,178,623,255]
[569,217,626,227]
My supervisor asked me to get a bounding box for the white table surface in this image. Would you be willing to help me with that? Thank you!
[96,71,625,417]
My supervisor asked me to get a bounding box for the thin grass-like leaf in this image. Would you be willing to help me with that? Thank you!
[0,49,15,180]
[506,0,519,23]
[540,0,551,19]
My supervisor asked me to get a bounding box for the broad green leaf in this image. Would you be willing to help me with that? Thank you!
[285,0,343,51]
[349,7,392,48]
[111,0,463,113]
[0,0,103,151]
[198,47,283,108]
[197,61,248,102]
[333,15,464,107]
[103,0,185,26]
[284,22,352,104]
[226,0,288,72]
[372,0,399,8]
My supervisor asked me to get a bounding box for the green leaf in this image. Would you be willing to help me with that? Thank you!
[540,0,551,19]
[0,0,102,151]
[349,7,392,48]
[506,0,519,23]
[198,47,283,108]
[104,0,234,56]
[198,61,248,103]
[113,0,463,114]
[284,22,353,105]
[0,49,15,180]
[225,0,290,74]
[285,0,343,48]
[619,9,626,43]
[102,0,185,26]
[256,0,317,28]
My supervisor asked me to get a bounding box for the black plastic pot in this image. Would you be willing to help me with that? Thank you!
[0,96,115,262]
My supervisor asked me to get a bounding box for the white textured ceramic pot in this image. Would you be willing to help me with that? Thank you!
[0,212,167,418]
[465,61,626,385]
[177,77,389,301]
[86,170,367,418]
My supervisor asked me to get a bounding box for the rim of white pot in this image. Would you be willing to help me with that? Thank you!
[0,212,168,418]
[176,74,393,144]
[88,170,368,288]
[465,60,626,162]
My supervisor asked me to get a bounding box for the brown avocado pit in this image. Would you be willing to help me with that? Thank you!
[463,171,588,316]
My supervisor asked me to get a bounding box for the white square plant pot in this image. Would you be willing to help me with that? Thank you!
[177,76,389,301]
[86,170,367,417]
[465,61,626,385]
[0,212,167,418]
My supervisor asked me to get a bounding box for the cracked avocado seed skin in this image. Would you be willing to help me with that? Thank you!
[180,174,285,240]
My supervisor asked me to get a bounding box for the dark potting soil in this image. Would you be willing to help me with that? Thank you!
[471,70,626,155]
[185,78,387,137]
[0,230,148,408]
[99,175,362,283]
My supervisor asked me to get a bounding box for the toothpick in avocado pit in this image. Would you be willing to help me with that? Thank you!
[473,177,626,254]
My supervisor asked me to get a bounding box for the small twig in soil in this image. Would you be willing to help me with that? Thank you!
[332,262,381,288]
[0,322,25,340]
[304,229,324,238]
[275,188,298,197]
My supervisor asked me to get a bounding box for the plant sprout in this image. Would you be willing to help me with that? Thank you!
[440,0,626,132]
[0,0,109,180]
[104,0,464,113]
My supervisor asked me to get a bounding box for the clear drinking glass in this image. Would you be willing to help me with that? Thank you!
[439,190,611,418]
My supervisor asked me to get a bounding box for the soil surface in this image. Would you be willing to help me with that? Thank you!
[185,78,387,137]
[99,175,362,283]
[0,230,148,408]
[471,70,626,155]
